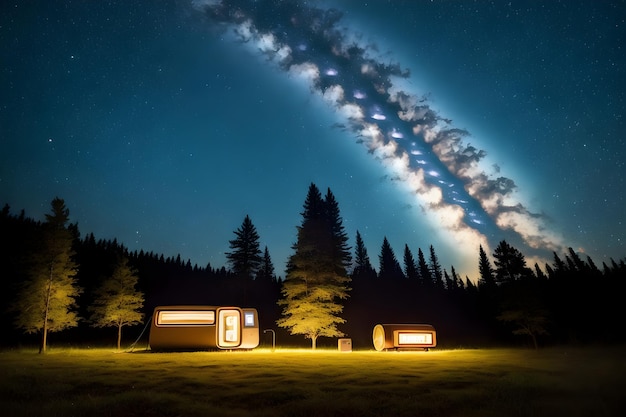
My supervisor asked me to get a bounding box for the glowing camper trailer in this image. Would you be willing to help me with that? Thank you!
[372,324,437,351]
[149,306,259,351]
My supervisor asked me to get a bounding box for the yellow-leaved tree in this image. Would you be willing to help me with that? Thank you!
[89,255,144,350]
[12,197,82,353]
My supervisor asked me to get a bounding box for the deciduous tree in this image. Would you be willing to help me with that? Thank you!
[11,197,82,353]
[89,256,144,350]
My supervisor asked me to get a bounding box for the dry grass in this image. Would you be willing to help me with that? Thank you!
[0,346,624,416]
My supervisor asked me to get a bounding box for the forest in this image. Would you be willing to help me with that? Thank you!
[1,186,625,351]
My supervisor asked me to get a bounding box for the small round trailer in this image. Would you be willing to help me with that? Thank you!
[372,324,437,351]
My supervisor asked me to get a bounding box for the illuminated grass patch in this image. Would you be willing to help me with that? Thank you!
[0,347,624,416]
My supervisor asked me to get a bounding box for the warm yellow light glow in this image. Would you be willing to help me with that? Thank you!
[398,332,433,345]
[157,310,215,325]
[218,309,240,347]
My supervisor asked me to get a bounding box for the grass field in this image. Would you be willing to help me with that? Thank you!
[1,346,624,417]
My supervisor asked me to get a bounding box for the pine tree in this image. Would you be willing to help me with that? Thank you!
[225,215,262,280]
[449,266,461,291]
[567,247,587,272]
[478,244,496,288]
[324,188,352,271]
[493,240,532,284]
[417,248,431,286]
[403,244,419,281]
[534,263,547,280]
[552,252,567,275]
[89,256,144,350]
[429,245,444,289]
[378,237,404,280]
[256,246,277,283]
[11,197,82,353]
[443,269,453,290]
[352,230,377,280]
[277,184,351,349]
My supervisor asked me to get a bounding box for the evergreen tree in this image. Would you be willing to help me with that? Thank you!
[552,252,567,275]
[403,244,419,281]
[492,240,532,284]
[11,197,82,353]
[277,184,351,349]
[429,245,444,289]
[478,244,496,288]
[534,263,547,280]
[89,256,144,350]
[378,237,404,280]
[567,247,587,272]
[449,266,461,291]
[324,188,352,271]
[443,269,453,291]
[225,215,262,280]
[586,255,602,277]
[417,248,431,286]
[256,246,277,283]
[352,230,376,280]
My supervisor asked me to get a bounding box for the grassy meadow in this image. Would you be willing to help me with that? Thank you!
[0,346,624,417]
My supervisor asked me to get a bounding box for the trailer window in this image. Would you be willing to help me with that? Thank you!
[156,310,215,325]
[398,332,432,345]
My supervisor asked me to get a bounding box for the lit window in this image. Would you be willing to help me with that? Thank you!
[398,332,432,345]
[156,310,215,325]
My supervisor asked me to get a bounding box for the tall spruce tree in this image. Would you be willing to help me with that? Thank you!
[89,256,144,350]
[256,246,277,283]
[403,244,419,281]
[225,215,262,280]
[378,237,404,280]
[277,184,351,349]
[12,197,82,353]
[352,230,377,280]
[478,244,496,288]
[417,248,432,286]
[429,245,444,289]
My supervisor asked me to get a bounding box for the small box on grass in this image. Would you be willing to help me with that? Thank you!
[338,338,352,352]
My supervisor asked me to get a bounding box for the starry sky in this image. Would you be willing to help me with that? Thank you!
[1,0,624,279]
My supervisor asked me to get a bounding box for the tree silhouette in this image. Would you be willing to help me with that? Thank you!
[497,280,550,349]
[89,256,144,350]
[225,215,262,280]
[256,246,277,283]
[11,197,82,353]
[478,245,496,288]
[403,244,419,281]
[277,184,351,349]
[417,248,431,286]
[492,240,533,284]
[351,230,376,280]
[429,245,444,289]
[378,237,404,280]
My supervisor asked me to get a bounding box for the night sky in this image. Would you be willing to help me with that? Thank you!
[1,0,624,279]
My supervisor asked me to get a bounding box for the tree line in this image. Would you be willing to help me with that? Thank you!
[1,185,625,351]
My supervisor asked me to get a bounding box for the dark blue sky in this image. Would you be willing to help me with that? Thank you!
[1,0,624,278]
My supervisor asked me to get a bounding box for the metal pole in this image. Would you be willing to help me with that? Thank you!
[263,329,275,351]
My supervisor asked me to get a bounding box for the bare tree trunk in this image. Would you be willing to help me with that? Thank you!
[117,323,122,351]
[40,267,53,354]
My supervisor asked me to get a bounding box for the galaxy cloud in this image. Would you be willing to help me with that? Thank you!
[193,0,568,264]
